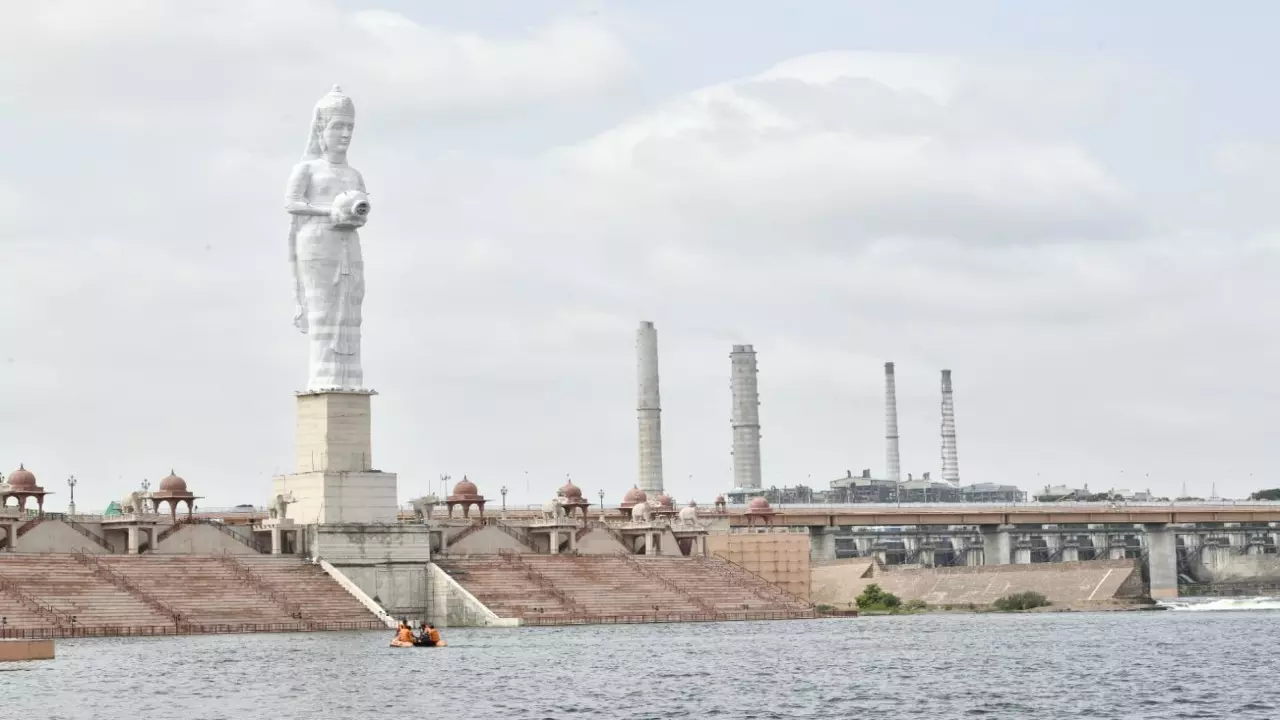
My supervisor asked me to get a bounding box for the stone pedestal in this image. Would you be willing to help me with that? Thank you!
[274,389,399,524]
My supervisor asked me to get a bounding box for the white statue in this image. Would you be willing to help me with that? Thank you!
[269,492,296,520]
[121,491,150,516]
[286,85,373,392]
[410,495,439,520]
[630,501,653,522]
[678,505,699,526]
[541,497,568,521]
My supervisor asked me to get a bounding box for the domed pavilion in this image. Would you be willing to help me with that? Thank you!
[149,470,201,523]
[446,476,486,519]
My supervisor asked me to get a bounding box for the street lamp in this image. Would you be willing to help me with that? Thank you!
[500,485,508,516]
[67,475,78,516]
[598,489,605,518]
[141,478,150,493]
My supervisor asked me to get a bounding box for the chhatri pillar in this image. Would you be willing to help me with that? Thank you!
[3,464,52,517]
[148,470,201,523]
[445,477,486,519]
[557,478,591,519]
[744,497,776,527]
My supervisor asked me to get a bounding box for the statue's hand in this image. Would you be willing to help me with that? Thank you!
[293,303,308,334]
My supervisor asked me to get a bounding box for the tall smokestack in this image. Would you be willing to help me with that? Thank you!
[730,344,762,490]
[940,369,960,485]
[885,362,901,483]
[636,321,664,494]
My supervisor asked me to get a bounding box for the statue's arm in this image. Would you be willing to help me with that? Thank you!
[284,163,328,217]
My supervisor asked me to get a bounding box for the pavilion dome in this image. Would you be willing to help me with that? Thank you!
[452,477,479,497]
[622,486,647,505]
[747,497,772,511]
[714,494,726,503]
[158,470,188,494]
[7,464,36,490]
[558,480,583,500]
[656,494,674,508]
[687,499,697,507]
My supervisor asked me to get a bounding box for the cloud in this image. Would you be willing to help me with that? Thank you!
[542,52,1141,254]
[0,0,633,126]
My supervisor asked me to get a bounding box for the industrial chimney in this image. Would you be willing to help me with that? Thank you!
[636,321,664,495]
[940,369,960,485]
[730,344,762,490]
[885,362,901,484]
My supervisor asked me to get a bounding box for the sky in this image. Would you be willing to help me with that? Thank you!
[3,0,1280,511]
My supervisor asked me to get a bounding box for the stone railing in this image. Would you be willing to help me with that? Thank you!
[69,548,186,626]
[15,517,44,537]
[492,522,539,551]
[444,522,485,549]
[59,516,116,552]
[214,551,305,619]
[613,552,720,616]
[156,518,264,552]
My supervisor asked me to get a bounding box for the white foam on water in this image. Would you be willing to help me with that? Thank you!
[1160,596,1280,611]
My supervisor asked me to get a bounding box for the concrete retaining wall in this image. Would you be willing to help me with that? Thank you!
[17,521,110,554]
[810,558,1147,607]
[154,525,258,554]
[0,639,54,662]
[706,531,811,600]
[425,562,519,628]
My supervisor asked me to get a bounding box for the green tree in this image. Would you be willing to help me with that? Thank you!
[1249,488,1280,501]
[992,591,1050,611]
[855,584,902,610]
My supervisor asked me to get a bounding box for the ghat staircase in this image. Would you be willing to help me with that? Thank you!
[0,552,382,636]
[434,553,815,624]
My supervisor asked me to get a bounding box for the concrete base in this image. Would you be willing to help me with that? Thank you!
[308,524,434,620]
[273,471,399,525]
[0,639,54,662]
[295,390,377,473]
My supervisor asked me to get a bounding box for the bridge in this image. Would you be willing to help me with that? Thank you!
[724,502,1280,527]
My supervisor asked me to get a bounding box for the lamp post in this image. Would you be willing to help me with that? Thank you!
[598,489,605,518]
[67,475,78,516]
[500,485,508,518]
[141,478,150,493]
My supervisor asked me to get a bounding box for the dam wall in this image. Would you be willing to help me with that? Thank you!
[1188,551,1280,584]
[810,558,1147,608]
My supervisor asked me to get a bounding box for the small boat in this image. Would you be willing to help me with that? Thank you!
[389,640,448,648]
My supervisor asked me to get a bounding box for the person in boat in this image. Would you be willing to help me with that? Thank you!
[394,620,415,645]
[415,623,442,647]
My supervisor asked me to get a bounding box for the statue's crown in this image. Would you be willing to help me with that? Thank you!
[315,84,355,120]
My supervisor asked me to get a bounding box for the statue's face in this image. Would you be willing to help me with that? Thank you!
[320,116,354,153]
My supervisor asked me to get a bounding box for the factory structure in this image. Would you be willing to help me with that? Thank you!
[634,322,1024,504]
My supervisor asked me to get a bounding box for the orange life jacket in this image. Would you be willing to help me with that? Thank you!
[396,627,414,642]
[427,628,441,643]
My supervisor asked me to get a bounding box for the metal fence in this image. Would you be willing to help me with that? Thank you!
[0,619,387,639]
[516,609,819,626]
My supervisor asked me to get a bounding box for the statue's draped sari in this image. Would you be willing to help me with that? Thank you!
[287,87,366,391]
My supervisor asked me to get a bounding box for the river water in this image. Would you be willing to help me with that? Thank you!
[8,608,1279,719]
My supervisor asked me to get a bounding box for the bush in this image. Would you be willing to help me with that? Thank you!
[855,584,902,610]
[903,599,927,612]
[992,591,1050,611]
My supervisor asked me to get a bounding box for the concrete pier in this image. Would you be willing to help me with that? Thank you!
[0,639,54,662]
[981,525,1012,565]
[1146,524,1178,600]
